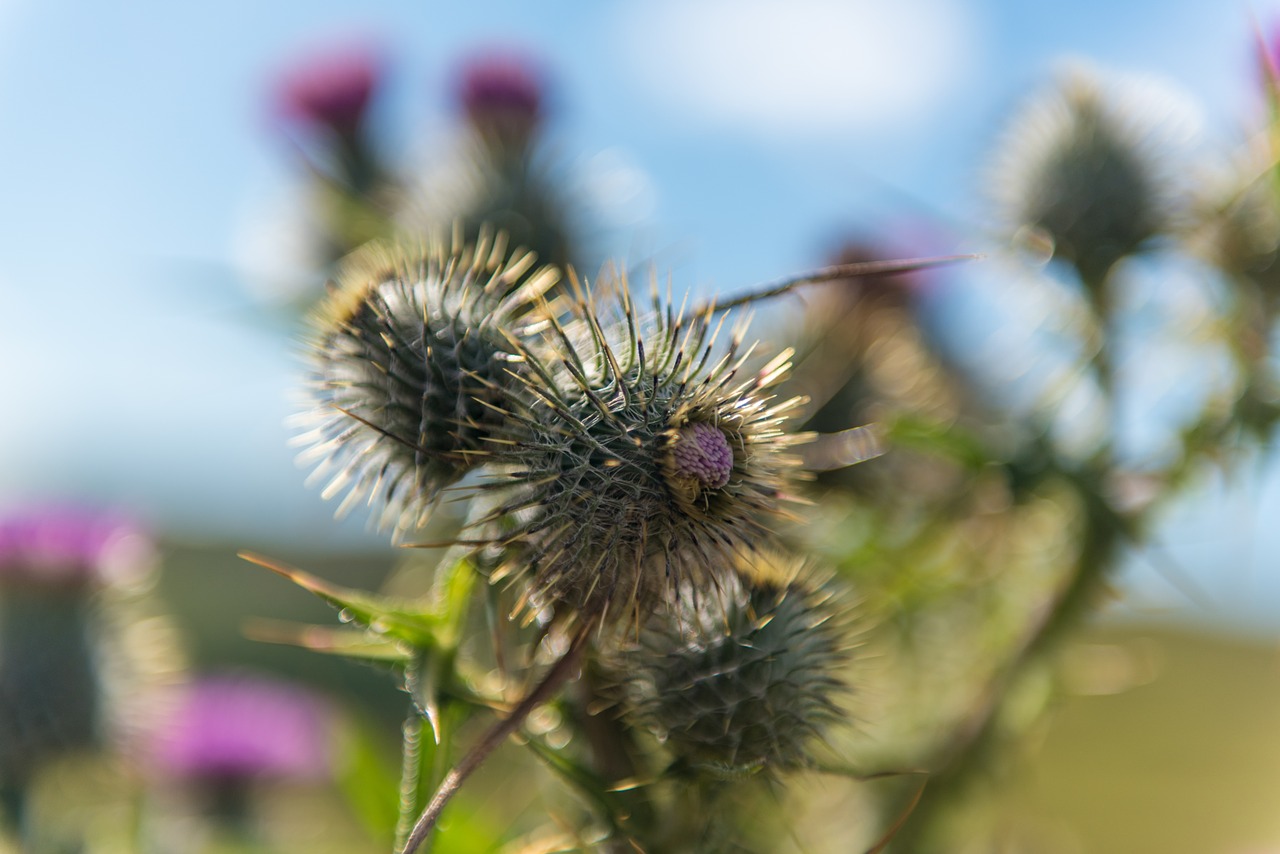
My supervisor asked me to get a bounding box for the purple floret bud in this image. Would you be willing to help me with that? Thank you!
[672,422,734,490]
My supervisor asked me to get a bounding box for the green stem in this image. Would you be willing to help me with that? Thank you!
[394,712,426,853]
[401,623,592,854]
[889,487,1122,851]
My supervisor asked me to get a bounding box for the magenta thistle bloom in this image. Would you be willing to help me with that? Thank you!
[152,674,331,782]
[457,51,543,129]
[276,44,382,136]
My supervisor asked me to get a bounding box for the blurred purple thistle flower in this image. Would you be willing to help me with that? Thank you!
[152,674,331,782]
[455,50,544,146]
[0,504,154,589]
[276,45,382,137]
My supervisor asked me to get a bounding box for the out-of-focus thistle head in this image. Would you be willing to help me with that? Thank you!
[456,50,544,151]
[0,505,154,592]
[991,66,1197,289]
[151,673,332,783]
[275,43,382,141]
[468,271,812,624]
[148,673,332,831]
[606,558,849,778]
[294,235,562,535]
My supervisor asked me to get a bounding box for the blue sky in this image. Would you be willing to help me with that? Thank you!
[0,0,1276,627]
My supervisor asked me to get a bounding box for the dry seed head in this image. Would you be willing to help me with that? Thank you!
[606,562,850,778]
[294,234,561,535]
[468,269,812,624]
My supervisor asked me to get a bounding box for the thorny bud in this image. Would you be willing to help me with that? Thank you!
[605,562,850,778]
[294,235,561,535]
[991,66,1196,288]
[465,270,812,624]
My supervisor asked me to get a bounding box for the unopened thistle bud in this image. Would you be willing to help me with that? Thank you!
[294,237,561,534]
[606,564,849,777]
[992,66,1195,288]
[469,273,811,623]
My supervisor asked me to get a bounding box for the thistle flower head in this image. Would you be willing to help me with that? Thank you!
[151,674,332,782]
[0,505,154,590]
[275,43,382,137]
[455,50,544,149]
[992,66,1197,286]
[294,236,561,535]
[605,561,850,777]
[468,272,811,623]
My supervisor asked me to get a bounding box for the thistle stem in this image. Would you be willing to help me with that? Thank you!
[704,255,979,313]
[400,622,592,854]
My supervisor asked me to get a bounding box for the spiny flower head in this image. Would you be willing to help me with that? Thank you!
[605,559,850,778]
[294,235,561,535]
[991,65,1197,287]
[468,271,812,624]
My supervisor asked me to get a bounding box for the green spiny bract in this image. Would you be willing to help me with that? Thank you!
[295,235,561,535]
[468,272,811,624]
[607,565,849,778]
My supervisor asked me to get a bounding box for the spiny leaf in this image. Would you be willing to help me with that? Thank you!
[243,618,413,663]
[239,551,445,649]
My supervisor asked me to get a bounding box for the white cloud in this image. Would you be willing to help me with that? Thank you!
[617,0,978,137]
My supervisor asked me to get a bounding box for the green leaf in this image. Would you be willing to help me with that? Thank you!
[242,618,413,663]
[239,551,452,650]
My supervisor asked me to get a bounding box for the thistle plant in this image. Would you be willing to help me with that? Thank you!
[147,673,333,844]
[246,29,1280,852]
[400,50,580,299]
[991,66,1193,292]
[0,506,157,845]
[256,219,965,852]
[272,42,393,268]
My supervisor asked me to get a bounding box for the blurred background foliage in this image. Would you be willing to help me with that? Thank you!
[3,1,1280,852]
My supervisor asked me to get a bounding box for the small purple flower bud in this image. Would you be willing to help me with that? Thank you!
[276,45,381,136]
[670,422,734,491]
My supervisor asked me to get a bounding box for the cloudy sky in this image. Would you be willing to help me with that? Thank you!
[0,0,1275,627]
